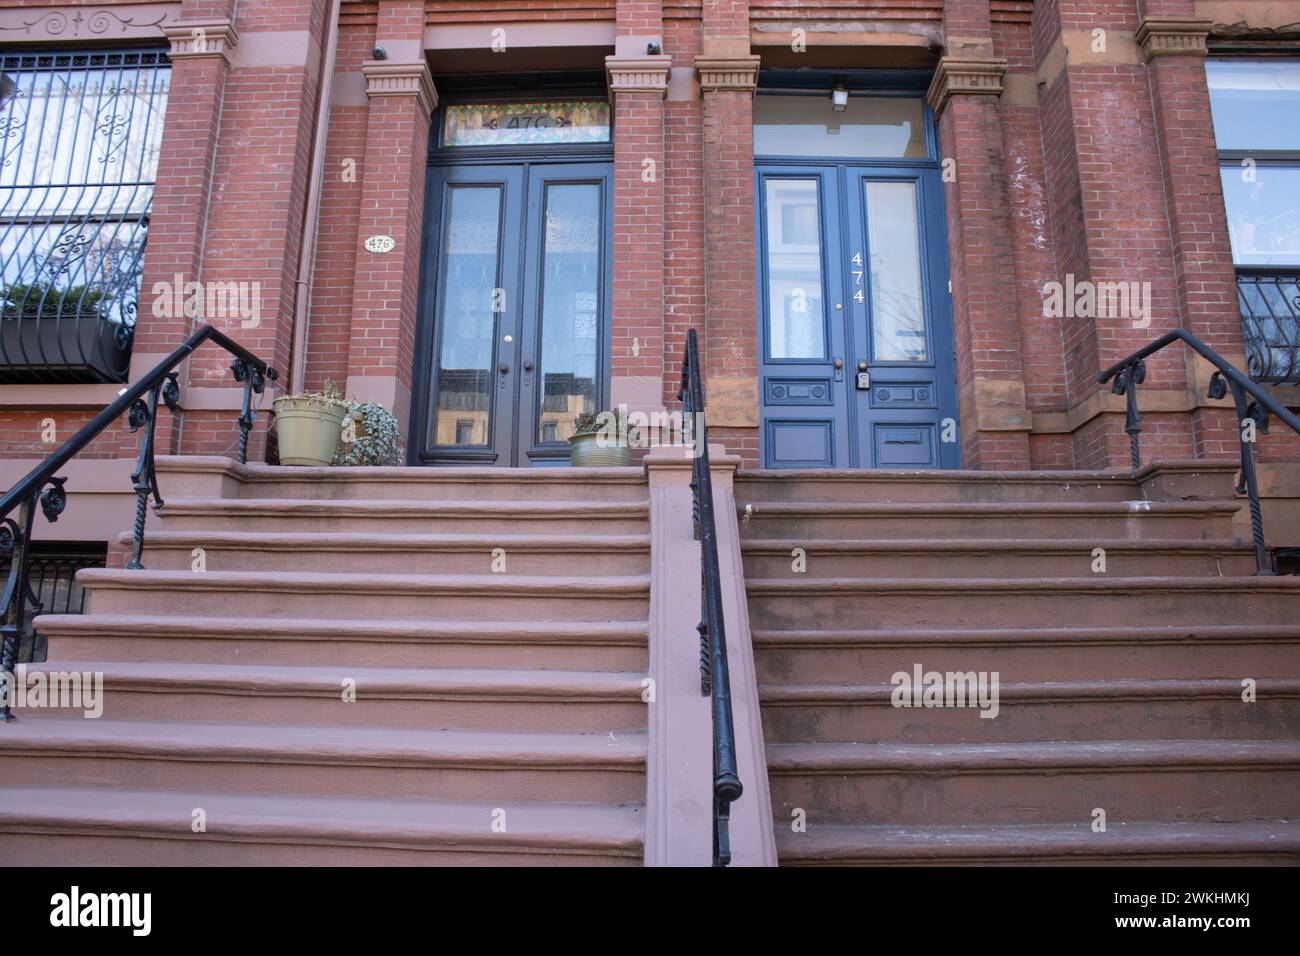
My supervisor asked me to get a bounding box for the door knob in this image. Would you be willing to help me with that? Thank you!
[498,363,509,374]
[522,360,533,372]
[858,361,867,371]
[833,358,844,369]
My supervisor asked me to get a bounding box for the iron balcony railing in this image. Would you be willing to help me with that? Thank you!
[0,325,276,716]
[1099,328,1300,575]
[0,47,170,383]
[677,328,744,866]
[1237,268,1300,386]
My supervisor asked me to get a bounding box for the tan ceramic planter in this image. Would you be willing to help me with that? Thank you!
[273,396,349,466]
[568,432,631,467]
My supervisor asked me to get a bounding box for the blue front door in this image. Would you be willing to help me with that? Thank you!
[756,162,958,468]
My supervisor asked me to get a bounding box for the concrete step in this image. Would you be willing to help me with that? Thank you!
[746,576,1300,631]
[0,717,647,803]
[15,661,649,732]
[130,530,651,576]
[153,498,650,535]
[741,538,1255,578]
[0,786,643,866]
[736,500,1239,541]
[752,624,1300,684]
[774,820,1300,866]
[734,461,1237,505]
[35,613,648,671]
[766,739,1300,825]
[76,569,650,622]
[155,456,649,503]
[760,679,1300,743]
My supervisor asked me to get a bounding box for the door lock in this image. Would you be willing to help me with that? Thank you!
[856,371,871,390]
[832,357,844,382]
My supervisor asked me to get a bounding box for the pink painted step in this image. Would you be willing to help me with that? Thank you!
[16,661,649,731]
[129,530,651,576]
[154,498,650,535]
[0,786,643,866]
[77,569,650,622]
[0,717,647,803]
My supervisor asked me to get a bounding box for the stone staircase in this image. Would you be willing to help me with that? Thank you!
[0,458,650,865]
[738,461,1300,865]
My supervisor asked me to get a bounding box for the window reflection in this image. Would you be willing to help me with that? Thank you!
[765,178,826,360]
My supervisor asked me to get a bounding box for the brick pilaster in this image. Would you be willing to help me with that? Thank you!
[345,0,434,438]
[607,46,671,422]
[929,53,1034,469]
[696,42,761,465]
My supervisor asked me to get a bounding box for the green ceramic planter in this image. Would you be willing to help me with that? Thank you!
[568,432,631,467]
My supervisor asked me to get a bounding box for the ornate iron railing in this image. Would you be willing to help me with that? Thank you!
[0,547,102,664]
[1237,268,1300,386]
[0,325,276,717]
[0,47,170,383]
[677,327,743,866]
[1099,328,1300,574]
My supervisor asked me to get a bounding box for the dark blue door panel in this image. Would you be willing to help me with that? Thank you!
[756,162,958,469]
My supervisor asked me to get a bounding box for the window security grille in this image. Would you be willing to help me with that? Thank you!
[0,48,170,383]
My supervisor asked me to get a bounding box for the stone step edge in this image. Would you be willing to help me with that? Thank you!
[32,613,649,645]
[749,624,1300,647]
[774,820,1300,862]
[741,537,1251,555]
[0,718,648,770]
[760,677,1300,704]
[125,530,652,553]
[766,739,1300,774]
[19,660,649,702]
[0,786,644,856]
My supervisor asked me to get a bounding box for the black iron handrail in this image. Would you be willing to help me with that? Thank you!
[677,328,743,866]
[0,324,277,716]
[1098,328,1300,574]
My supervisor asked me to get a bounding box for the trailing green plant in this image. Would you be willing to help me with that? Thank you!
[0,282,106,318]
[334,400,404,466]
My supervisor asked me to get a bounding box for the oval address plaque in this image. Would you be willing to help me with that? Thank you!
[364,235,396,254]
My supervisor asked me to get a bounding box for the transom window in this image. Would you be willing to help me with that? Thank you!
[442,101,610,147]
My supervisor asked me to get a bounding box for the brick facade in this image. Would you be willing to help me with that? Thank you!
[0,0,1295,504]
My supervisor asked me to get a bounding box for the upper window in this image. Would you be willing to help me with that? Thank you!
[1207,59,1300,267]
[0,48,170,383]
[754,94,927,159]
[1206,58,1300,385]
[442,101,610,147]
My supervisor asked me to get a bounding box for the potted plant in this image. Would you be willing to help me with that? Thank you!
[272,382,349,466]
[334,400,405,466]
[568,407,632,467]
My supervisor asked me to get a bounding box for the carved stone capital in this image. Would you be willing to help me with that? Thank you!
[1136,16,1213,60]
[163,18,237,64]
[694,54,761,93]
[926,56,1007,114]
[361,60,438,115]
[605,54,672,95]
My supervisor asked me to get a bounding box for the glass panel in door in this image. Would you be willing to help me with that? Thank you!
[431,184,503,448]
[864,180,928,362]
[535,182,601,445]
[764,178,828,360]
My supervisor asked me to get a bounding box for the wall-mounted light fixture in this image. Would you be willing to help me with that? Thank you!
[831,78,849,112]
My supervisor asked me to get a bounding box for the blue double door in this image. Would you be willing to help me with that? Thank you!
[756,164,958,468]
